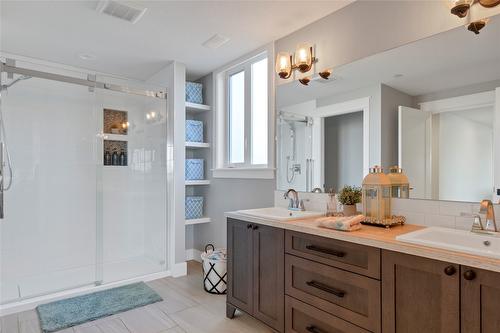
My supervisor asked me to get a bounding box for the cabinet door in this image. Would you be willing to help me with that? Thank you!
[253,224,285,332]
[382,250,460,333]
[227,218,254,314]
[461,266,500,333]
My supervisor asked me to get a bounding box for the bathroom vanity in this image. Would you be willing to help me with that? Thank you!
[225,214,500,333]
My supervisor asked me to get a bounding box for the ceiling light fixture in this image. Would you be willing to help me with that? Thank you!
[276,43,331,86]
[448,0,499,34]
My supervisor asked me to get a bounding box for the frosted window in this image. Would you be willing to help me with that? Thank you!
[229,71,245,164]
[251,58,268,165]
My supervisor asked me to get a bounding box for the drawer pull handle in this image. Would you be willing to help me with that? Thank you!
[306,325,328,333]
[306,245,345,258]
[306,280,345,298]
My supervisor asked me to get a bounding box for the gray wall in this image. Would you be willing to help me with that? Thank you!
[275,1,483,87]
[380,84,415,169]
[324,112,363,191]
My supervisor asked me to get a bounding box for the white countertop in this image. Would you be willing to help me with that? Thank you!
[226,211,500,273]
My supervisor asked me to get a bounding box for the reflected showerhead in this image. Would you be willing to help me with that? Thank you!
[1,75,32,90]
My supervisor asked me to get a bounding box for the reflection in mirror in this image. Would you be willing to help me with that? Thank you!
[276,15,500,203]
[400,93,494,202]
[276,104,365,192]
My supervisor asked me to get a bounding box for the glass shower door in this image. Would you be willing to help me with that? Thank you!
[0,73,99,304]
[96,86,167,284]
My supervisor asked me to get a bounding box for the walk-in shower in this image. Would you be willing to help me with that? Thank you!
[0,58,169,312]
[0,74,31,218]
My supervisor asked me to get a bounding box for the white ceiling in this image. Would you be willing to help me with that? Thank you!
[277,14,500,108]
[0,0,352,81]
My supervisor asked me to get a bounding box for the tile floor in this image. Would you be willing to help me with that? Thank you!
[0,262,272,333]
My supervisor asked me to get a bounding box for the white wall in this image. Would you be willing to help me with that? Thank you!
[437,109,493,202]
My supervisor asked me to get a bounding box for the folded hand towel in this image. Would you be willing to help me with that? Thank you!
[316,214,364,231]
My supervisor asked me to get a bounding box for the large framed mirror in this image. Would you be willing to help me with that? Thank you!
[276,15,500,203]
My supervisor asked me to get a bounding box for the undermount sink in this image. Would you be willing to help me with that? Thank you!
[237,207,324,221]
[397,227,500,260]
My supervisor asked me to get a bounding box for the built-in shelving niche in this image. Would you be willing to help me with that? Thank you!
[103,109,128,166]
[104,140,128,166]
[104,108,128,135]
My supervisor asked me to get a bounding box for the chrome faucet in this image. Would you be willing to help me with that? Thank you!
[462,199,498,234]
[479,199,497,232]
[284,189,304,211]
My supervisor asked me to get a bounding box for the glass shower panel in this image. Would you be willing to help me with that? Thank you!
[0,74,99,304]
[277,113,312,191]
[96,87,167,284]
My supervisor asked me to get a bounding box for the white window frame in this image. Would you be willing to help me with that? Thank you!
[213,44,275,179]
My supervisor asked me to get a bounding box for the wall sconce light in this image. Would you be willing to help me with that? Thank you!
[276,44,333,86]
[275,43,317,83]
[449,0,499,34]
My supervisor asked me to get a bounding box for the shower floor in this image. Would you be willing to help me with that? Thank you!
[1,256,164,305]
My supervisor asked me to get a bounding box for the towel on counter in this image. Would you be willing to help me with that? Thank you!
[316,214,364,231]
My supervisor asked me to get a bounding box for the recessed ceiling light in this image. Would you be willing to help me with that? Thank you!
[202,34,230,50]
[78,53,97,61]
[393,74,404,78]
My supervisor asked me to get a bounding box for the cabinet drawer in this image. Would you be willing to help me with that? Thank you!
[285,296,370,333]
[285,230,380,279]
[285,255,380,332]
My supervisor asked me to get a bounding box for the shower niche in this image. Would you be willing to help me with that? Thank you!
[104,140,128,166]
[104,108,128,135]
[103,109,128,166]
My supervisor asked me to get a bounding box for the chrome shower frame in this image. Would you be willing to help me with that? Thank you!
[0,58,168,219]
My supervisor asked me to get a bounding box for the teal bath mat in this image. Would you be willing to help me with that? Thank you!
[36,282,162,333]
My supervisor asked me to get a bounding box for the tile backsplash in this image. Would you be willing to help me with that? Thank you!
[275,190,495,231]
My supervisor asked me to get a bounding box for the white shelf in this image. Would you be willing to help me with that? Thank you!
[185,217,211,226]
[185,180,210,186]
[102,134,127,141]
[186,102,211,113]
[185,142,210,149]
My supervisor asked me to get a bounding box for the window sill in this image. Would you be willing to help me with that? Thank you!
[212,167,275,179]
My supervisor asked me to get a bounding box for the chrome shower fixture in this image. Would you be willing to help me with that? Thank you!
[1,75,32,91]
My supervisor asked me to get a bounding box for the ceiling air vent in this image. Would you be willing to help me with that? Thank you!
[96,0,147,24]
[202,34,230,50]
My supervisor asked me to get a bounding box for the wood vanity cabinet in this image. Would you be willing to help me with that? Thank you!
[381,250,460,333]
[226,218,285,332]
[227,218,500,333]
[461,266,500,333]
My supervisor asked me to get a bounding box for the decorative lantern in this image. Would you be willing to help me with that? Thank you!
[387,166,410,199]
[362,166,392,226]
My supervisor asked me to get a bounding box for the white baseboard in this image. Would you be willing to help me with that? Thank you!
[0,270,171,316]
[186,248,202,263]
[171,261,187,277]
